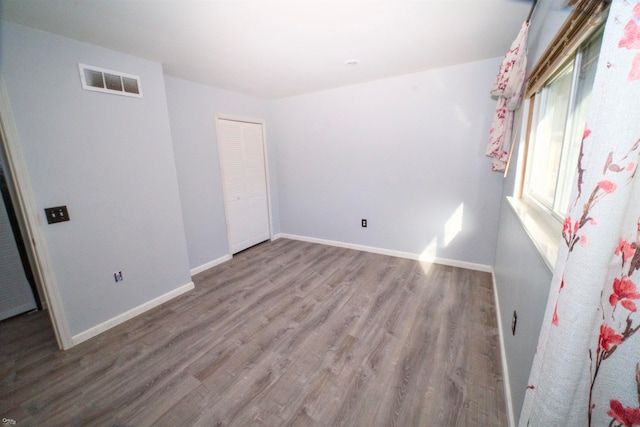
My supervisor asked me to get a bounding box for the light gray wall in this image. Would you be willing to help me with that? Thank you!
[0,7,563,358]
[269,58,504,265]
[492,4,571,422]
[493,203,553,420]
[164,76,273,270]
[0,21,191,336]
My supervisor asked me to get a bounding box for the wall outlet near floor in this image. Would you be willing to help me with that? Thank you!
[114,271,123,283]
[361,219,367,228]
[511,310,517,335]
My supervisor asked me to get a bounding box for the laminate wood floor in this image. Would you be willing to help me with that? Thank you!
[0,239,507,426]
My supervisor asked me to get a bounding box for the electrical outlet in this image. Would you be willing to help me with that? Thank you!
[361,219,367,228]
[114,271,123,283]
[44,205,70,224]
[511,310,517,335]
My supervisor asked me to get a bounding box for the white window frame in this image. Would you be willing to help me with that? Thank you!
[522,27,603,214]
[510,3,608,271]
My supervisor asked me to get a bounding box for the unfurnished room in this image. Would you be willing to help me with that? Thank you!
[1,0,639,426]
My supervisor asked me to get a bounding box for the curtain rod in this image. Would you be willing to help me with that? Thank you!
[526,0,538,22]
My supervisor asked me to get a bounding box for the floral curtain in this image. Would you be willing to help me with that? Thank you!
[486,21,529,172]
[520,1,640,426]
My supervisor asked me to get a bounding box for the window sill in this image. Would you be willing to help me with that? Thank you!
[506,196,560,272]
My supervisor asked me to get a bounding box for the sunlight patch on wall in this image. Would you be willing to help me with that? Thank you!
[454,105,471,128]
[418,237,438,274]
[444,203,464,247]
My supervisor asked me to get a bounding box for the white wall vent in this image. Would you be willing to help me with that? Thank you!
[78,64,143,98]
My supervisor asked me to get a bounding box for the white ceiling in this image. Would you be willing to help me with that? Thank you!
[0,0,535,99]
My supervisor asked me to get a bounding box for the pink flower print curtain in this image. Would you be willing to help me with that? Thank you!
[486,21,529,172]
[520,2,640,426]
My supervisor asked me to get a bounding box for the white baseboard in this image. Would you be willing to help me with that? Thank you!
[190,254,232,276]
[492,273,515,427]
[71,281,195,346]
[273,233,492,273]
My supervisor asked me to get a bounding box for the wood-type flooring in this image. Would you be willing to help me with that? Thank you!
[0,238,507,426]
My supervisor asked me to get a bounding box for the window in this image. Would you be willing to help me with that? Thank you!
[522,28,603,221]
[508,1,609,270]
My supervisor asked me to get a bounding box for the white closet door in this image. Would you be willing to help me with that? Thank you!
[0,193,36,321]
[217,118,270,254]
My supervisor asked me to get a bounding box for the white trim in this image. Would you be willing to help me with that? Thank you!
[190,254,232,276]
[71,281,195,346]
[260,119,275,248]
[507,197,557,272]
[215,113,273,255]
[214,113,265,125]
[272,233,493,273]
[0,75,74,349]
[492,272,515,427]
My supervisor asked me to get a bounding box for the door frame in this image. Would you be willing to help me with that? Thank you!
[0,75,73,350]
[214,113,274,255]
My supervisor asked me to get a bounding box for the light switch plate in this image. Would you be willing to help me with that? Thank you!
[44,206,70,224]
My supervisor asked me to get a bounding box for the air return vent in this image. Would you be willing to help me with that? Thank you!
[78,64,142,98]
